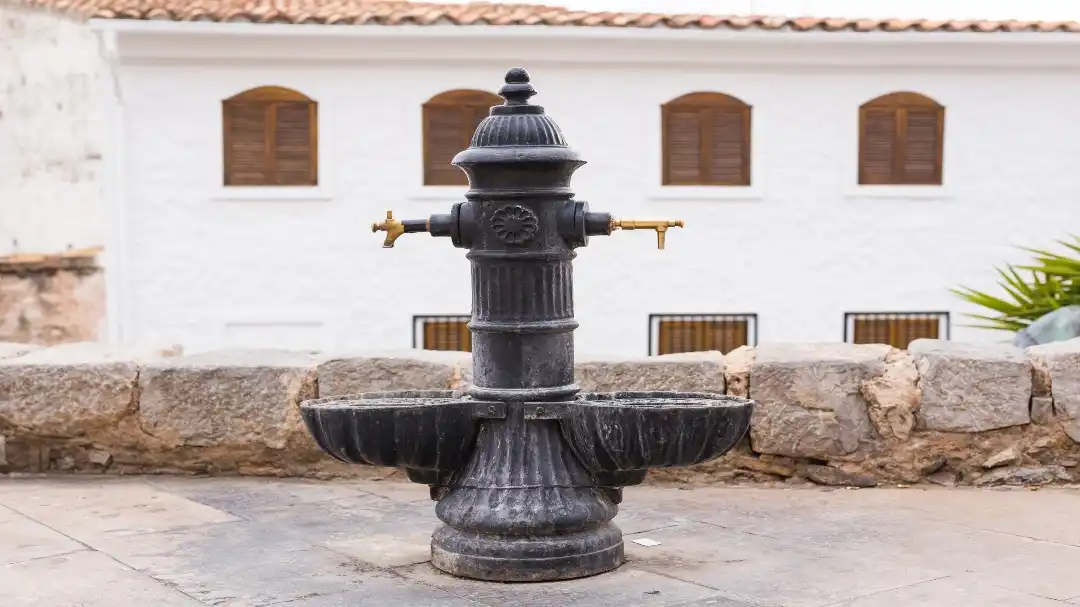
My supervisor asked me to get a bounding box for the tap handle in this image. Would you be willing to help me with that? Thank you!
[371,209,448,248]
[610,218,685,250]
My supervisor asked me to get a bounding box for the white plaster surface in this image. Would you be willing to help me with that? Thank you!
[0,5,106,255]
[102,27,1080,353]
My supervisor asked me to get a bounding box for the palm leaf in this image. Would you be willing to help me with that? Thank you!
[954,235,1080,333]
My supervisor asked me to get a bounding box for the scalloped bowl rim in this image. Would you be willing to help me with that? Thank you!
[300,390,473,410]
[575,391,754,410]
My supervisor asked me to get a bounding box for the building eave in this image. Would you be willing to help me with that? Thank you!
[90,19,1080,68]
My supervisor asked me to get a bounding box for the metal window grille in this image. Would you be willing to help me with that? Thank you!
[413,315,472,352]
[844,312,949,349]
[649,314,758,356]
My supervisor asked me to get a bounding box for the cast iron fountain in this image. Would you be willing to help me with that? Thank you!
[301,68,754,582]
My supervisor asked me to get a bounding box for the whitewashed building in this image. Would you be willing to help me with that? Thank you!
[69,1,1080,355]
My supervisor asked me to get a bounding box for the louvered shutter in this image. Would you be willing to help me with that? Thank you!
[423,320,471,352]
[424,105,469,186]
[658,319,749,355]
[901,108,941,184]
[707,320,749,354]
[224,102,270,186]
[860,109,897,185]
[657,321,697,354]
[664,109,703,185]
[273,102,316,186]
[895,316,939,347]
[853,319,889,345]
[707,108,749,185]
[853,316,939,348]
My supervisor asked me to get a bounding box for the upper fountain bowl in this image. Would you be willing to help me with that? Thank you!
[300,390,480,470]
[560,391,753,473]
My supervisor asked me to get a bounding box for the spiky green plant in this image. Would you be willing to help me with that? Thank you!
[952,235,1080,332]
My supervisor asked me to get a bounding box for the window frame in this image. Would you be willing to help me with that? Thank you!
[216,86,329,201]
[648,313,758,356]
[412,314,472,352]
[660,92,753,188]
[857,91,945,187]
[222,86,318,187]
[421,89,502,188]
[843,311,951,348]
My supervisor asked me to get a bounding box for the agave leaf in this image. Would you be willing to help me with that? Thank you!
[951,287,1023,314]
[955,235,1080,333]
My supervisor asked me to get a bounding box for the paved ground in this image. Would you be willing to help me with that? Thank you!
[2,477,1079,607]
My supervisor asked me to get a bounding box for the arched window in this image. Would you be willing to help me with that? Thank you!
[222,86,317,186]
[661,92,751,186]
[858,92,944,185]
[422,89,502,186]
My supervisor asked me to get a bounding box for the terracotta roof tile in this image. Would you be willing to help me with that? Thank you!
[16,0,1080,33]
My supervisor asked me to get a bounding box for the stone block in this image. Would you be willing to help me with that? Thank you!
[138,349,319,449]
[1031,396,1055,425]
[860,348,921,441]
[1027,338,1080,442]
[749,343,890,459]
[723,346,754,398]
[804,464,877,488]
[0,343,144,438]
[911,339,1032,432]
[0,342,40,359]
[575,351,724,393]
[973,465,1073,487]
[317,350,472,397]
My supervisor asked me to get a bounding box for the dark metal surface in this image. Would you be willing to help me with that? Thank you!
[301,68,753,583]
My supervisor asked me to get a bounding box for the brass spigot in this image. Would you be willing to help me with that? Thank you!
[610,219,685,250]
[372,210,435,248]
[372,210,404,248]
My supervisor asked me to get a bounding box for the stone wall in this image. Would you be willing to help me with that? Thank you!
[0,248,105,345]
[1,339,1078,488]
[0,3,106,256]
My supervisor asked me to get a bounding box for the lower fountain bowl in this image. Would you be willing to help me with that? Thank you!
[300,390,479,470]
[560,391,753,472]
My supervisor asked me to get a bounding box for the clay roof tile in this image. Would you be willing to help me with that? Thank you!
[13,0,1079,34]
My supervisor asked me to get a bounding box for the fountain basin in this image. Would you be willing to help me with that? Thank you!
[560,391,753,472]
[300,390,480,470]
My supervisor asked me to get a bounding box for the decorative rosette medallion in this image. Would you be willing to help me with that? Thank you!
[491,204,539,244]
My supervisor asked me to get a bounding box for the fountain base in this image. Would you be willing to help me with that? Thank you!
[430,522,624,582]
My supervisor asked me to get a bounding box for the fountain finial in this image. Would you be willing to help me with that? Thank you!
[498,67,536,107]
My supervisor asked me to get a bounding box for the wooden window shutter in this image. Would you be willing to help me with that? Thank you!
[655,316,752,355]
[272,102,317,185]
[851,313,942,349]
[223,102,270,186]
[709,107,750,185]
[859,109,897,185]
[422,90,501,186]
[223,86,317,187]
[858,92,944,185]
[663,109,703,185]
[662,92,751,186]
[902,108,943,184]
[422,318,472,352]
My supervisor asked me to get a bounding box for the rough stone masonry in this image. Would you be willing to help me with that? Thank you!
[0,338,1078,488]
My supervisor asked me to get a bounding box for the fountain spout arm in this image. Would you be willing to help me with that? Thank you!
[371,209,455,248]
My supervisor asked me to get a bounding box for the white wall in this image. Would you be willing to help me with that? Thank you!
[0,6,106,256]
[113,32,1080,355]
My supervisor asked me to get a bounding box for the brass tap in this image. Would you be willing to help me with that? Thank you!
[372,210,404,248]
[610,218,685,250]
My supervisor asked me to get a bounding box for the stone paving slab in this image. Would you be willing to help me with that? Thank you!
[1,476,1079,607]
[0,505,84,565]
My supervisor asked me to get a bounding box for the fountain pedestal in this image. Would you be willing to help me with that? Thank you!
[301,68,753,582]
